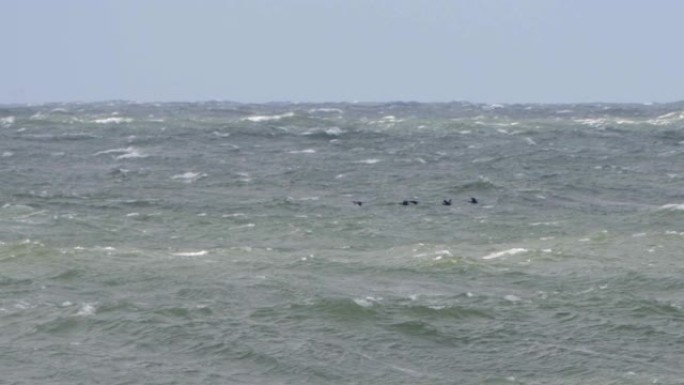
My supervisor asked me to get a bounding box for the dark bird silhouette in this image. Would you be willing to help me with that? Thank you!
[352,201,363,206]
[442,199,452,206]
[469,197,478,204]
[401,200,409,206]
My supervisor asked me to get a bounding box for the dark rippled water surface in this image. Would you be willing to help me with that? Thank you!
[1,101,683,384]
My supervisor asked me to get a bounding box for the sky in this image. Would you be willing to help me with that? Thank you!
[2,0,684,104]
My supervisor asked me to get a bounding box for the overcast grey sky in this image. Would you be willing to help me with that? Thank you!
[2,0,683,104]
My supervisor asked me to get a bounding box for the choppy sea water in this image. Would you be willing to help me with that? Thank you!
[1,101,683,384]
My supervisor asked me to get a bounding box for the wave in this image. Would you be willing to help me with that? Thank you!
[93,146,148,159]
[171,172,207,183]
[241,112,295,122]
[92,116,133,124]
[482,248,528,260]
[660,203,684,211]
[287,149,316,154]
[0,116,15,126]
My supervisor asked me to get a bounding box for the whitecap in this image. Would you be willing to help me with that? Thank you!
[380,115,399,122]
[308,107,343,114]
[242,112,294,122]
[356,159,381,164]
[650,111,684,125]
[575,118,607,128]
[288,149,316,154]
[173,250,208,257]
[324,127,344,136]
[92,117,133,124]
[76,303,97,316]
[115,149,148,160]
[0,116,15,126]
[296,196,319,201]
[354,298,373,308]
[482,248,528,260]
[222,213,246,217]
[354,296,381,308]
[94,147,147,160]
[229,223,255,230]
[660,203,684,211]
[171,171,207,183]
[2,151,13,157]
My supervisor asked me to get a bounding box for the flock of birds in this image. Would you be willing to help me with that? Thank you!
[352,197,478,207]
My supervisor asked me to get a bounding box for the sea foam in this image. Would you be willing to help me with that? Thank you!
[92,117,133,124]
[242,112,294,122]
[0,116,15,126]
[94,147,148,160]
[660,203,684,211]
[172,172,207,183]
[482,248,528,260]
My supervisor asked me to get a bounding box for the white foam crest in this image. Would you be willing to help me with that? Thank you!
[295,196,319,201]
[171,171,207,183]
[575,118,607,128]
[92,117,133,124]
[76,303,97,316]
[482,248,528,260]
[356,158,381,164]
[2,151,14,157]
[288,148,316,154]
[530,221,560,226]
[660,203,684,211]
[324,127,344,136]
[432,249,453,261]
[353,296,382,308]
[650,111,684,125]
[308,107,343,114]
[173,250,208,257]
[483,103,505,110]
[0,116,15,126]
[369,115,403,125]
[229,223,255,230]
[302,127,344,136]
[380,115,399,122]
[115,148,147,160]
[93,147,147,160]
[242,112,294,122]
[29,112,46,120]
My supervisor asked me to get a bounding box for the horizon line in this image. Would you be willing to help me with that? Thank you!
[2,98,683,108]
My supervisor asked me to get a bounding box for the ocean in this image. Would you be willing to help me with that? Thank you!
[1,101,683,384]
